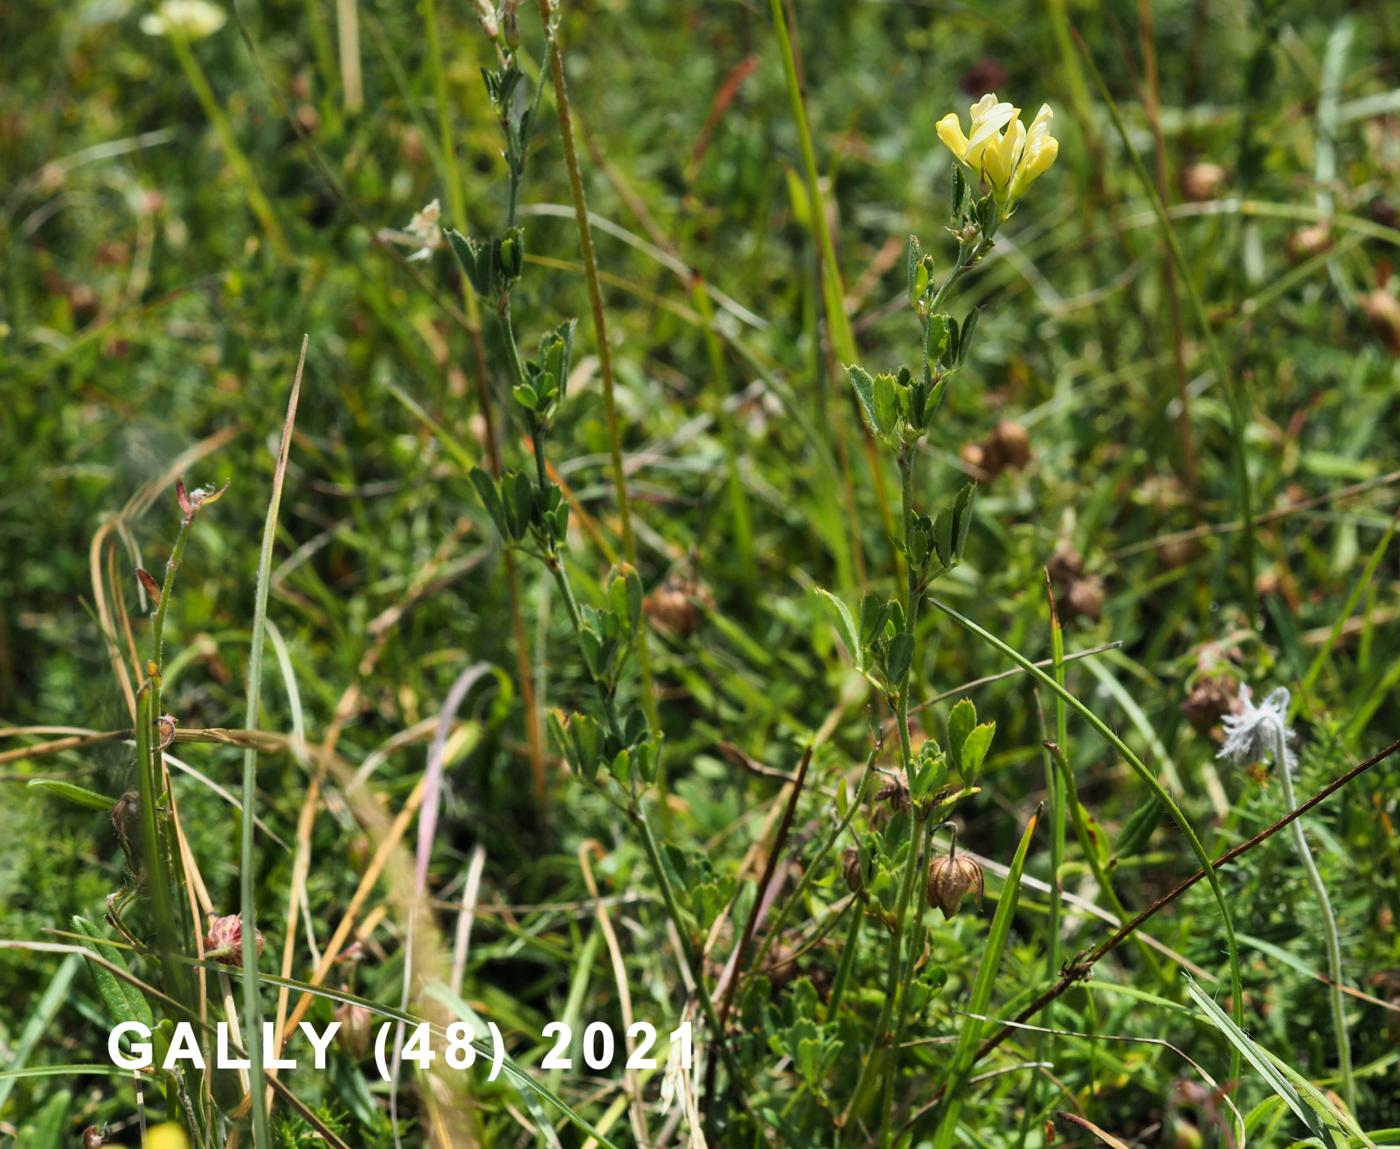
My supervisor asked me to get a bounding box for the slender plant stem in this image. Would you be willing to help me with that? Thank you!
[536,0,658,736]
[716,744,815,1029]
[240,339,306,1148]
[1074,34,1256,621]
[168,33,287,260]
[881,815,937,1147]
[825,892,865,1023]
[845,452,922,1138]
[145,509,201,1013]
[752,754,876,976]
[628,801,739,1085]
[767,0,893,585]
[1272,721,1355,1112]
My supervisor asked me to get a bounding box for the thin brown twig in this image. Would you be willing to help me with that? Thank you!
[904,736,1400,1132]
[1112,469,1400,560]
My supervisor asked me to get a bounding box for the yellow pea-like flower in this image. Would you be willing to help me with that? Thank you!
[1010,104,1060,200]
[937,93,1059,209]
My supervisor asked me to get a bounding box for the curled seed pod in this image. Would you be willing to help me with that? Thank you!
[841,847,864,895]
[926,846,984,919]
[875,770,911,815]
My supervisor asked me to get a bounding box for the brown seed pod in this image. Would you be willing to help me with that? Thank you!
[841,846,864,895]
[1180,161,1226,202]
[1361,288,1400,355]
[83,1127,106,1149]
[926,846,984,919]
[1181,673,1240,732]
[643,574,714,637]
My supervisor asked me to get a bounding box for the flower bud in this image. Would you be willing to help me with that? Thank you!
[335,1000,374,1060]
[204,912,265,965]
[926,850,983,918]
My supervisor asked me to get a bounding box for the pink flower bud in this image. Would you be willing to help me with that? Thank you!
[204,913,265,965]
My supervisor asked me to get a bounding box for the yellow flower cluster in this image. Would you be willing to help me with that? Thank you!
[936,94,1059,207]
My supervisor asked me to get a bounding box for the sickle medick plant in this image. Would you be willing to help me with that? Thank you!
[830,93,1059,1145]
[1219,684,1356,1112]
[447,4,740,1100]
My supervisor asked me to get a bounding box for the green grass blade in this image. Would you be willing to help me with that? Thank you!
[930,805,1040,1148]
[927,596,1245,1074]
[240,336,307,1147]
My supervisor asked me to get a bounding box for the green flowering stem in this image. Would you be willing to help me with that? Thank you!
[167,31,287,261]
[1273,724,1355,1112]
[536,0,659,739]
[844,448,923,1140]
[144,509,200,1013]
[880,814,939,1147]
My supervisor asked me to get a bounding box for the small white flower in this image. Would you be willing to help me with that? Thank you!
[140,0,227,39]
[399,198,444,262]
[1217,684,1296,771]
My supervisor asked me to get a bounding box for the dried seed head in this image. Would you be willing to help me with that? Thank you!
[643,575,713,637]
[926,850,984,918]
[204,912,265,965]
[875,770,912,815]
[1361,289,1400,355]
[1046,540,1105,622]
[1287,223,1331,259]
[841,847,864,895]
[1180,161,1226,202]
[1181,674,1240,732]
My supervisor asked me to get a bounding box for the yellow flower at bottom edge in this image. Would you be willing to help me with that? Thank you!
[145,1123,191,1149]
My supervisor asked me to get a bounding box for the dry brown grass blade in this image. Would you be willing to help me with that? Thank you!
[579,841,651,1148]
[87,425,241,721]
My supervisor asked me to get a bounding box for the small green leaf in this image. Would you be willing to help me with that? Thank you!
[946,698,976,774]
[846,365,877,433]
[959,721,996,784]
[1114,796,1165,860]
[570,714,605,783]
[887,632,914,685]
[71,917,153,1029]
[469,467,510,541]
[951,483,977,560]
[958,307,982,364]
[815,588,862,671]
[27,780,115,812]
[501,470,535,541]
[872,372,901,437]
